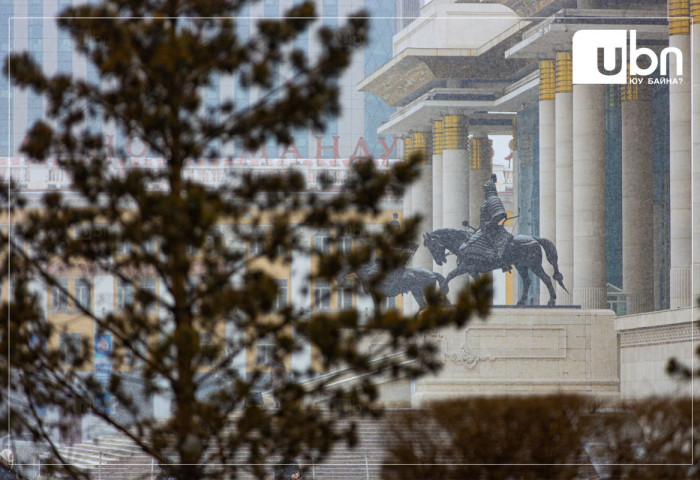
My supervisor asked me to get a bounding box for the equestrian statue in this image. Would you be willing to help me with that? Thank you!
[423,174,568,306]
[343,213,443,309]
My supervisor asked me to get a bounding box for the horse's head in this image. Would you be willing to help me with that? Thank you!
[423,232,447,266]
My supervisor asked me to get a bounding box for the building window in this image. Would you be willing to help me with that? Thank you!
[339,236,352,254]
[199,333,216,366]
[275,279,288,310]
[339,286,354,309]
[314,281,331,310]
[249,232,265,256]
[314,235,331,255]
[384,296,397,310]
[75,278,91,310]
[140,278,157,312]
[186,243,199,256]
[118,241,132,254]
[143,239,157,254]
[51,279,69,312]
[117,281,134,311]
[126,334,147,368]
[59,333,82,366]
[256,334,276,367]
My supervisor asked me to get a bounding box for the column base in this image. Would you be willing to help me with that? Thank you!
[573,287,607,310]
[626,292,654,315]
[671,266,692,309]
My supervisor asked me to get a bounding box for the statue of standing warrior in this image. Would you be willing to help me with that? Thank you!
[464,174,513,270]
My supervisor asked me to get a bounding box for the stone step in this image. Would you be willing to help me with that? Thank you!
[58,444,136,458]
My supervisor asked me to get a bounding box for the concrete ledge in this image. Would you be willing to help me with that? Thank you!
[615,307,695,331]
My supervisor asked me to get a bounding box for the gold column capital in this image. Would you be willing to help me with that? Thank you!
[539,59,556,101]
[443,115,469,150]
[404,136,414,160]
[555,51,572,94]
[412,132,428,164]
[432,120,444,155]
[621,72,651,103]
[691,0,700,22]
[669,0,690,35]
[470,137,493,171]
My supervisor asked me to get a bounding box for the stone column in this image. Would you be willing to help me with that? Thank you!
[442,115,470,300]
[509,120,519,303]
[621,80,654,314]
[432,120,444,273]
[669,0,692,308]
[539,60,557,305]
[539,60,556,245]
[411,132,434,272]
[403,135,414,227]
[691,0,700,305]
[555,52,574,305]
[573,83,607,309]
[403,135,414,315]
[469,135,494,226]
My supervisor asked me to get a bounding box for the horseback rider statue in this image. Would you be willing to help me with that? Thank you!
[463,174,512,270]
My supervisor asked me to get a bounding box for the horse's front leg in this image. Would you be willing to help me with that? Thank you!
[411,288,426,310]
[442,262,472,295]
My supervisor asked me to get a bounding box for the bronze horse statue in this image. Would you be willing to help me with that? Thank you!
[423,227,567,306]
[344,259,445,310]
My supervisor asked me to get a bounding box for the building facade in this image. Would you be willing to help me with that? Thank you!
[0,0,409,425]
[361,0,698,399]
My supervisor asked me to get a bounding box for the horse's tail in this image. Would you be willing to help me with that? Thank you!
[534,237,568,293]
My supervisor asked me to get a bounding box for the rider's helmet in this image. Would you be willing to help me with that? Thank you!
[483,173,498,197]
[0,449,13,468]
[388,212,401,231]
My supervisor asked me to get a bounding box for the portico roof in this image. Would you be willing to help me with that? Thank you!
[460,0,570,18]
[505,8,669,58]
[376,71,538,135]
[357,21,534,108]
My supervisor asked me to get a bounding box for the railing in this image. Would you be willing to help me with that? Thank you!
[606,283,629,316]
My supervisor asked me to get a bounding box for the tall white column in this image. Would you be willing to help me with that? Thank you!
[411,132,434,272]
[539,60,556,245]
[432,120,444,274]
[668,2,692,308]
[442,115,470,301]
[691,0,700,306]
[555,52,574,305]
[469,135,493,226]
[402,136,414,315]
[539,60,557,305]
[510,126,519,304]
[573,84,607,309]
[621,82,654,314]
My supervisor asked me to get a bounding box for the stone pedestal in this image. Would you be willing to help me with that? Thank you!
[413,308,619,406]
[615,307,698,398]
